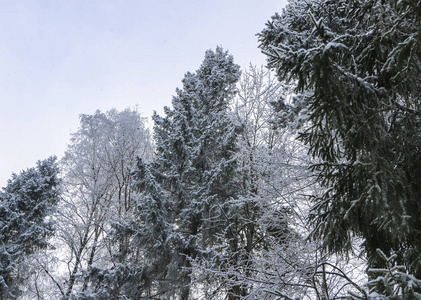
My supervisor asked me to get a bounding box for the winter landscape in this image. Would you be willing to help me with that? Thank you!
[1,0,421,299]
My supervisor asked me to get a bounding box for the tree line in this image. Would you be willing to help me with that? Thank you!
[1,0,420,299]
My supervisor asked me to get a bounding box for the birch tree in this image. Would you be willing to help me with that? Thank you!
[53,108,152,299]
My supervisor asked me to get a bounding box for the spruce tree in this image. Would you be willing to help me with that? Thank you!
[0,157,60,299]
[131,46,241,299]
[259,0,421,275]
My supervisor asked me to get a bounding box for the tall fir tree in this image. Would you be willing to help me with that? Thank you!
[259,0,421,275]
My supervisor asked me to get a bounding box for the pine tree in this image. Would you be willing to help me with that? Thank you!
[259,0,421,275]
[0,157,60,299]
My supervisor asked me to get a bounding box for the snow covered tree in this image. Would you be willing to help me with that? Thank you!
[127,46,242,299]
[53,108,152,299]
[0,157,60,299]
[259,0,421,276]
[208,64,320,299]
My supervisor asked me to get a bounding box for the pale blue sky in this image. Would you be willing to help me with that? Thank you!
[0,0,287,187]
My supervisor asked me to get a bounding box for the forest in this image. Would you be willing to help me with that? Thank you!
[1,0,421,299]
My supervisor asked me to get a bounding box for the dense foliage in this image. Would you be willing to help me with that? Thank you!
[130,47,242,299]
[259,0,421,276]
[0,157,60,299]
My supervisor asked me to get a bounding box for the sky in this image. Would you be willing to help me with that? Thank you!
[0,0,287,188]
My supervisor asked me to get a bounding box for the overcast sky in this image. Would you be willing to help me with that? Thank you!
[0,0,287,187]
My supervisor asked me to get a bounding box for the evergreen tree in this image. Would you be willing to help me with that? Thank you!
[130,46,241,299]
[259,0,421,275]
[0,157,60,299]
